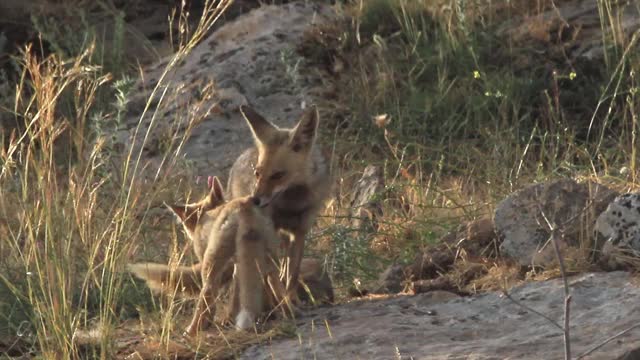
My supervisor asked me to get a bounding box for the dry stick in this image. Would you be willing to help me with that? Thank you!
[538,206,572,360]
[501,200,601,349]
[504,190,624,359]
[576,323,640,359]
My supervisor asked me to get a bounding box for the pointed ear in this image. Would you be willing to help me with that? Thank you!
[240,105,278,145]
[289,106,319,153]
[165,202,198,232]
[165,202,187,223]
[208,176,225,203]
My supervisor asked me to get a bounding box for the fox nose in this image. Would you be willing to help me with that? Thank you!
[250,196,261,206]
[254,196,272,208]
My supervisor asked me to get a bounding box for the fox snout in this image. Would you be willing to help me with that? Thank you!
[249,196,261,206]
[251,194,272,208]
[251,181,277,207]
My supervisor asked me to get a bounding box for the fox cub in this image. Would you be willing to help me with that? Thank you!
[129,177,292,334]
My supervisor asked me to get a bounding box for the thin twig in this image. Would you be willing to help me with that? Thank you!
[576,323,640,359]
[537,205,571,360]
[563,294,572,360]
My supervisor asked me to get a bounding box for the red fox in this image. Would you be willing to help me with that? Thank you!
[227,106,332,295]
[128,177,292,334]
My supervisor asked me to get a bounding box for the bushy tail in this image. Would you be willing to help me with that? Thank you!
[128,263,202,298]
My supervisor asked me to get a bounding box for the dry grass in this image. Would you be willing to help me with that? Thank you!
[0,0,235,358]
[305,0,640,294]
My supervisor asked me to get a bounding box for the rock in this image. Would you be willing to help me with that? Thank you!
[495,179,616,267]
[349,165,385,232]
[407,248,455,280]
[500,0,640,61]
[347,286,368,298]
[119,2,335,177]
[595,193,640,268]
[410,277,457,295]
[298,258,334,304]
[440,217,497,257]
[453,262,489,285]
[372,264,405,294]
[240,272,640,359]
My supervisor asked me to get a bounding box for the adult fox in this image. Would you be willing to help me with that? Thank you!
[227,105,332,296]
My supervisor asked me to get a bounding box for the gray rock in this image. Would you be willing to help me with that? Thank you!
[495,179,616,266]
[439,217,497,257]
[499,0,640,61]
[372,264,405,294]
[595,193,640,267]
[240,272,640,359]
[118,2,335,178]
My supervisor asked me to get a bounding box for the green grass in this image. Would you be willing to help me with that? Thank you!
[306,0,640,290]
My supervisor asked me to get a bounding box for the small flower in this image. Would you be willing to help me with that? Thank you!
[373,114,391,128]
[569,71,577,80]
[473,70,481,79]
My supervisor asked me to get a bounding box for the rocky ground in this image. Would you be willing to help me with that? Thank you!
[242,272,640,360]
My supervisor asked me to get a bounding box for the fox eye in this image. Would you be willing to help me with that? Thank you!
[254,169,261,178]
[270,171,286,181]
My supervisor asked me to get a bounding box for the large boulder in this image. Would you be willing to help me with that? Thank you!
[494,179,616,267]
[117,1,335,178]
[595,193,640,268]
[240,272,640,359]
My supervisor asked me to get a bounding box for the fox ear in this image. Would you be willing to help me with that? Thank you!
[165,202,198,232]
[289,106,318,153]
[208,176,225,202]
[166,202,187,223]
[240,105,278,145]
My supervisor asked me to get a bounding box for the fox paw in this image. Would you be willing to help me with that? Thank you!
[235,309,256,330]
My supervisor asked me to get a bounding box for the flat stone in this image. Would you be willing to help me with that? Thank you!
[240,272,640,359]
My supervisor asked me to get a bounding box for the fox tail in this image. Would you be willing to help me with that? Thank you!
[128,262,202,298]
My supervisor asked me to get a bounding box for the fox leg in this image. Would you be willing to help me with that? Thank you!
[234,227,266,330]
[185,244,234,336]
[265,257,296,319]
[224,266,240,325]
[285,229,307,299]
